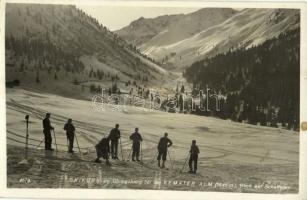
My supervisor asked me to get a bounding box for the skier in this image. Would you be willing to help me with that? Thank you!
[42,113,54,151]
[188,140,200,174]
[157,132,172,168]
[129,127,143,161]
[95,136,111,166]
[108,124,121,159]
[63,118,75,153]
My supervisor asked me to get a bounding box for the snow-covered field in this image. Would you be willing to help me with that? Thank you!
[6,89,299,193]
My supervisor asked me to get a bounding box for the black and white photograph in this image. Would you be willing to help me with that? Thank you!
[1,0,307,199]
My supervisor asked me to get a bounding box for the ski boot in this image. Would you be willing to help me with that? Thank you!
[161,161,165,169]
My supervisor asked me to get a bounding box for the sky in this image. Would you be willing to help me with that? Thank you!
[77,6,201,31]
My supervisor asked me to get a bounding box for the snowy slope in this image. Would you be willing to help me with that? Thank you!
[116,8,237,47]
[7,89,299,191]
[117,8,299,69]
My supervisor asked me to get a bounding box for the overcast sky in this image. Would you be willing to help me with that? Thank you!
[77,6,201,31]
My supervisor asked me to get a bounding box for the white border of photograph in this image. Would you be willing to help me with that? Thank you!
[0,0,306,200]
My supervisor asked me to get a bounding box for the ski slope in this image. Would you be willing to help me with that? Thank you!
[6,89,299,192]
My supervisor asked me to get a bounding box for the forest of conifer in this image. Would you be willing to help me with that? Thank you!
[184,28,300,130]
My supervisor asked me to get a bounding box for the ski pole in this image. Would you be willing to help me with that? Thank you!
[127,144,133,161]
[168,150,173,169]
[36,138,44,149]
[52,129,58,152]
[151,151,159,163]
[119,138,124,161]
[180,152,190,173]
[25,115,29,150]
[75,132,82,155]
[24,115,30,159]
[66,137,69,152]
[140,142,143,162]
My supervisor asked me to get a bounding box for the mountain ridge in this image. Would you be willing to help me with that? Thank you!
[116,8,299,70]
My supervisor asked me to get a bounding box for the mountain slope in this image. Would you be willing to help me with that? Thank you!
[116,8,237,48]
[184,28,300,130]
[5,4,169,99]
[116,8,299,70]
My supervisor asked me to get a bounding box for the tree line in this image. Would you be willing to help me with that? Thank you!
[6,34,85,75]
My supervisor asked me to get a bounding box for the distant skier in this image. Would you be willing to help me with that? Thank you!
[63,119,75,153]
[108,124,121,159]
[157,132,172,168]
[189,140,200,174]
[129,127,143,161]
[95,136,111,166]
[42,113,54,151]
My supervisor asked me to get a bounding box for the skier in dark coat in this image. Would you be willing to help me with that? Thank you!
[42,113,54,151]
[189,140,200,174]
[157,132,172,168]
[63,118,75,153]
[108,124,121,159]
[95,136,111,165]
[129,127,143,161]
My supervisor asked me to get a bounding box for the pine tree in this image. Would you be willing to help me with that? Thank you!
[112,82,118,93]
[181,85,185,93]
[36,74,40,83]
[73,78,79,85]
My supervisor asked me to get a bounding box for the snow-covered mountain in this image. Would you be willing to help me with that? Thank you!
[116,8,300,70]
[5,3,169,97]
[116,8,237,48]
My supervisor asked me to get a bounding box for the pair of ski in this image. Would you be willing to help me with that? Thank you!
[158,166,170,170]
[126,159,145,166]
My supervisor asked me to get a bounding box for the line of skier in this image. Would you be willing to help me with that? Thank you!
[42,113,200,174]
